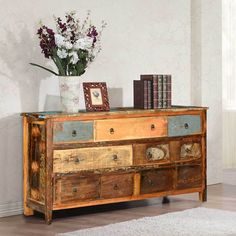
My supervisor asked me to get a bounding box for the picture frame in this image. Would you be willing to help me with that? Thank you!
[83,82,110,111]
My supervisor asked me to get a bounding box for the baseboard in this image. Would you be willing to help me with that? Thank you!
[0,201,23,217]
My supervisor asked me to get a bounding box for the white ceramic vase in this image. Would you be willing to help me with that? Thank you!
[59,76,81,113]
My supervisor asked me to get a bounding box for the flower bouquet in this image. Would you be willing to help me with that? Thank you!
[31,11,106,76]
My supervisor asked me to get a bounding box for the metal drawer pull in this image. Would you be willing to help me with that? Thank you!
[113,154,118,161]
[148,179,154,186]
[151,124,155,130]
[184,123,189,129]
[72,187,77,193]
[110,128,115,134]
[72,130,77,137]
[113,184,119,190]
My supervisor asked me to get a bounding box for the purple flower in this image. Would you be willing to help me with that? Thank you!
[87,26,98,46]
[37,25,56,58]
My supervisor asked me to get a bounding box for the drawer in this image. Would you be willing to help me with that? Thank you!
[95,117,167,141]
[53,121,93,143]
[176,164,202,189]
[133,142,170,165]
[140,168,174,194]
[100,173,133,199]
[170,137,202,162]
[54,174,100,204]
[168,115,201,137]
[53,145,133,173]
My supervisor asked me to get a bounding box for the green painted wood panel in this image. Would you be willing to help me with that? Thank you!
[168,115,201,137]
[53,121,93,142]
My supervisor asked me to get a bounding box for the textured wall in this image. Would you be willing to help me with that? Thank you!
[0,0,191,216]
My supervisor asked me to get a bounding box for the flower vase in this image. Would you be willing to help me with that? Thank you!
[59,76,81,113]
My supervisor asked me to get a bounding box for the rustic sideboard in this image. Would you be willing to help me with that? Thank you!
[22,106,207,224]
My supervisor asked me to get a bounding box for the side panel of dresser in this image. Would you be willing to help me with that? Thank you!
[23,116,54,224]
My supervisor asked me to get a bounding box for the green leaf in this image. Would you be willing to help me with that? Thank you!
[29,63,59,76]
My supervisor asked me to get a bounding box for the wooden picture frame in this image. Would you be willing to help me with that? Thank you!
[83,82,110,111]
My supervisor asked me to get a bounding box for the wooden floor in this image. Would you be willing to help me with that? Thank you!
[1,169,236,236]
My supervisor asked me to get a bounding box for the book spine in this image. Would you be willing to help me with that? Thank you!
[147,80,152,109]
[133,80,143,109]
[152,75,158,109]
[157,75,163,108]
[167,75,172,108]
[162,75,168,108]
[143,80,148,109]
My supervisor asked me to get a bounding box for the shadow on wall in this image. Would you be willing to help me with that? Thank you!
[108,88,123,108]
[0,26,53,112]
[0,26,53,206]
[0,114,23,203]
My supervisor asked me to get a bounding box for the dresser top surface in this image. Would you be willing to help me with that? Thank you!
[21,106,208,119]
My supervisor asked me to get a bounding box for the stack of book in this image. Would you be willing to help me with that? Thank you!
[133,74,172,109]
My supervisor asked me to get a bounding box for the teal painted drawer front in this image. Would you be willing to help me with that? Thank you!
[168,115,201,137]
[53,121,93,143]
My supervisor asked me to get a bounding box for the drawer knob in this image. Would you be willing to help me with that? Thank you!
[184,123,189,129]
[75,157,80,163]
[113,154,118,161]
[151,124,156,130]
[113,184,119,190]
[72,130,77,137]
[110,128,115,134]
[148,179,154,186]
[72,187,77,193]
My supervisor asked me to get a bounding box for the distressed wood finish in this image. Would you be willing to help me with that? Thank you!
[100,173,133,199]
[53,121,94,143]
[176,163,202,189]
[53,145,133,173]
[95,116,167,141]
[168,115,201,137]
[23,117,34,216]
[21,106,207,223]
[54,174,100,204]
[133,142,170,165]
[140,168,174,194]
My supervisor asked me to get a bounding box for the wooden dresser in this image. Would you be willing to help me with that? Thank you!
[22,106,207,224]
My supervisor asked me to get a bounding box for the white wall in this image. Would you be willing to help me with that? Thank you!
[191,0,222,184]
[0,0,194,216]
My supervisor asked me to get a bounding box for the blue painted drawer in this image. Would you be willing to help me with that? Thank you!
[53,121,93,143]
[168,115,201,137]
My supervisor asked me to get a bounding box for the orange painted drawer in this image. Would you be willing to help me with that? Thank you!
[95,117,167,141]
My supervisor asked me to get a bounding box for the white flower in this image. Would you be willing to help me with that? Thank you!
[69,51,79,64]
[55,34,66,48]
[74,37,93,50]
[64,41,73,50]
[57,49,68,59]
[55,34,73,49]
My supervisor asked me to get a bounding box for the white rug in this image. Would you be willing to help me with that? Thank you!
[57,207,236,236]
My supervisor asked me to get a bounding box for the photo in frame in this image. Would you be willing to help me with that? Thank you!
[83,82,110,111]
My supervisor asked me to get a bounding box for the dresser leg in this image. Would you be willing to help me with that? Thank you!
[24,207,34,216]
[162,196,170,204]
[199,189,207,202]
[45,211,52,224]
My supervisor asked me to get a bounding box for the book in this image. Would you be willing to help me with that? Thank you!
[162,75,172,108]
[133,80,148,109]
[167,74,172,108]
[140,75,153,109]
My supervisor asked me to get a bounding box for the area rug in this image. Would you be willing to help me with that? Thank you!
[57,207,236,236]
